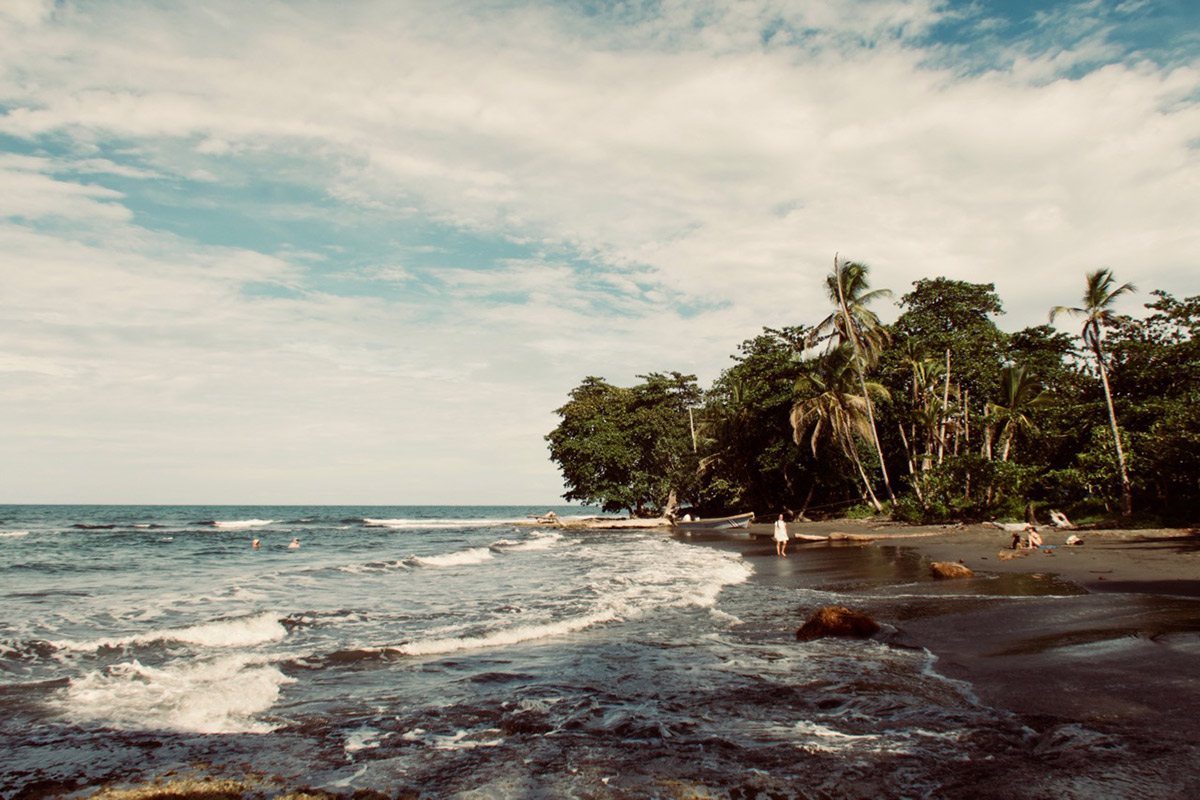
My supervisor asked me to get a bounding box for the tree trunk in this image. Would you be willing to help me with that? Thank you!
[834,257,894,504]
[797,483,815,521]
[937,348,951,465]
[844,433,883,512]
[664,489,680,520]
[1093,336,1133,521]
[898,423,924,503]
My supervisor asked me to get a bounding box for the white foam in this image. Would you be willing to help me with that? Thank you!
[344,727,382,754]
[491,531,564,551]
[410,547,494,568]
[0,530,30,538]
[54,654,292,734]
[400,728,504,750]
[363,517,519,529]
[392,608,619,656]
[213,519,275,530]
[52,611,287,652]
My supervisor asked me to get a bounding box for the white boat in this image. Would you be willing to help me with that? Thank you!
[673,512,754,531]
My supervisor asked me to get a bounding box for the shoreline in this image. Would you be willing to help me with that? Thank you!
[675,517,1200,790]
[765,517,1200,598]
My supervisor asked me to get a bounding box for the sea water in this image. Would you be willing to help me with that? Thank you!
[0,506,1132,797]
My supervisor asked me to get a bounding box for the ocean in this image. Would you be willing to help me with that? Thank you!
[0,505,1179,798]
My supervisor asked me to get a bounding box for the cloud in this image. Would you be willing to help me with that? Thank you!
[1,0,1197,502]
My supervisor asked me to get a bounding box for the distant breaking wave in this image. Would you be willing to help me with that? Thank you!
[363,517,521,529]
[209,519,276,530]
[409,547,494,568]
[491,531,564,551]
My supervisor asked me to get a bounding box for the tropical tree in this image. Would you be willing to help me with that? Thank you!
[809,256,895,504]
[546,372,701,516]
[790,344,891,511]
[984,364,1053,462]
[1050,268,1137,520]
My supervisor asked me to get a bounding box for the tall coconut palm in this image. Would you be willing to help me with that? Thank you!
[809,256,895,503]
[1050,268,1136,520]
[790,344,892,511]
[984,364,1053,462]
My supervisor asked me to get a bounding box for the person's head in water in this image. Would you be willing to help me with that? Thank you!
[252,539,260,549]
[288,538,300,549]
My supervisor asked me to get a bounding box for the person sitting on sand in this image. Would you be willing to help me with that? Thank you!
[1027,528,1043,548]
[774,514,789,557]
[287,538,300,549]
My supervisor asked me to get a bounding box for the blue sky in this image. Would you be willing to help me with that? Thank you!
[1,0,1198,504]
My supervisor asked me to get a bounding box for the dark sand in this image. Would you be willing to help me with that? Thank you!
[680,519,1200,797]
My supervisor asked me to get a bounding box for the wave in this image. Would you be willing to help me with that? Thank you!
[335,559,410,575]
[409,547,494,568]
[0,530,30,538]
[362,517,521,530]
[52,654,292,734]
[51,611,287,652]
[213,519,276,530]
[491,531,564,551]
[390,608,620,656]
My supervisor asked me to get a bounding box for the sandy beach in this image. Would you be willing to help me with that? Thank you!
[678,518,1200,797]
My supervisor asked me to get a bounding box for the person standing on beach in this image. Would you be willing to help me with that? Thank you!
[773,514,789,556]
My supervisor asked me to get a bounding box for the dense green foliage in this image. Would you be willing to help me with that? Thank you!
[545,372,701,515]
[546,270,1200,524]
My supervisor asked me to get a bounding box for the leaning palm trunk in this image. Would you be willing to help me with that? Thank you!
[833,259,895,504]
[1092,336,1133,519]
[844,433,883,512]
[1051,269,1136,522]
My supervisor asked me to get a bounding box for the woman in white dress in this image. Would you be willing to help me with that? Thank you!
[773,514,789,556]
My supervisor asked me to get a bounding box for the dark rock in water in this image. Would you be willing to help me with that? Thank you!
[795,606,880,642]
[930,561,974,579]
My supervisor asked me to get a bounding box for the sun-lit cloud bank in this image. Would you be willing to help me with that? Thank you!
[1,0,1197,503]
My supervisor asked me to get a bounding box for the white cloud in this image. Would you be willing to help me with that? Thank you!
[0,0,1197,502]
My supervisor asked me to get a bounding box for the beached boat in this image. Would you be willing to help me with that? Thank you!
[673,512,754,531]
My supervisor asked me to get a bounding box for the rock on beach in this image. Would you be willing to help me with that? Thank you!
[930,561,975,579]
[795,606,881,642]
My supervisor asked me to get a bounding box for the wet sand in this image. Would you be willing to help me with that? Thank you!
[680,519,1200,797]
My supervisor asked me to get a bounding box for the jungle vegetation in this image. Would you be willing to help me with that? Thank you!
[546,261,1199,525]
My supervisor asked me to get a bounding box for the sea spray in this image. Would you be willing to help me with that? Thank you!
[53,654,292,734]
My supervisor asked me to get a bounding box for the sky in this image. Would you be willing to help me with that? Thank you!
[1,0,1198,505]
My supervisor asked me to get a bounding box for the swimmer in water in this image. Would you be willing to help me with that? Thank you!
[252,539,260,549]
[287,538,300,549]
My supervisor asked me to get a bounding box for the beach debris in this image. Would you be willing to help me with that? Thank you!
[930,561,974,579]
[989,521,1036,533]
[997,550,1028,560]
[828,532,874,543]
[795,606,880,642]
[1065,534,1082,546]
[1049,510,1075,529]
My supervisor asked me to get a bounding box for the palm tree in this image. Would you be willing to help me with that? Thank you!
[790,344,892,512]
[809,256,895,503]
[984,364,1053,462]
[1050,268,1136,520]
